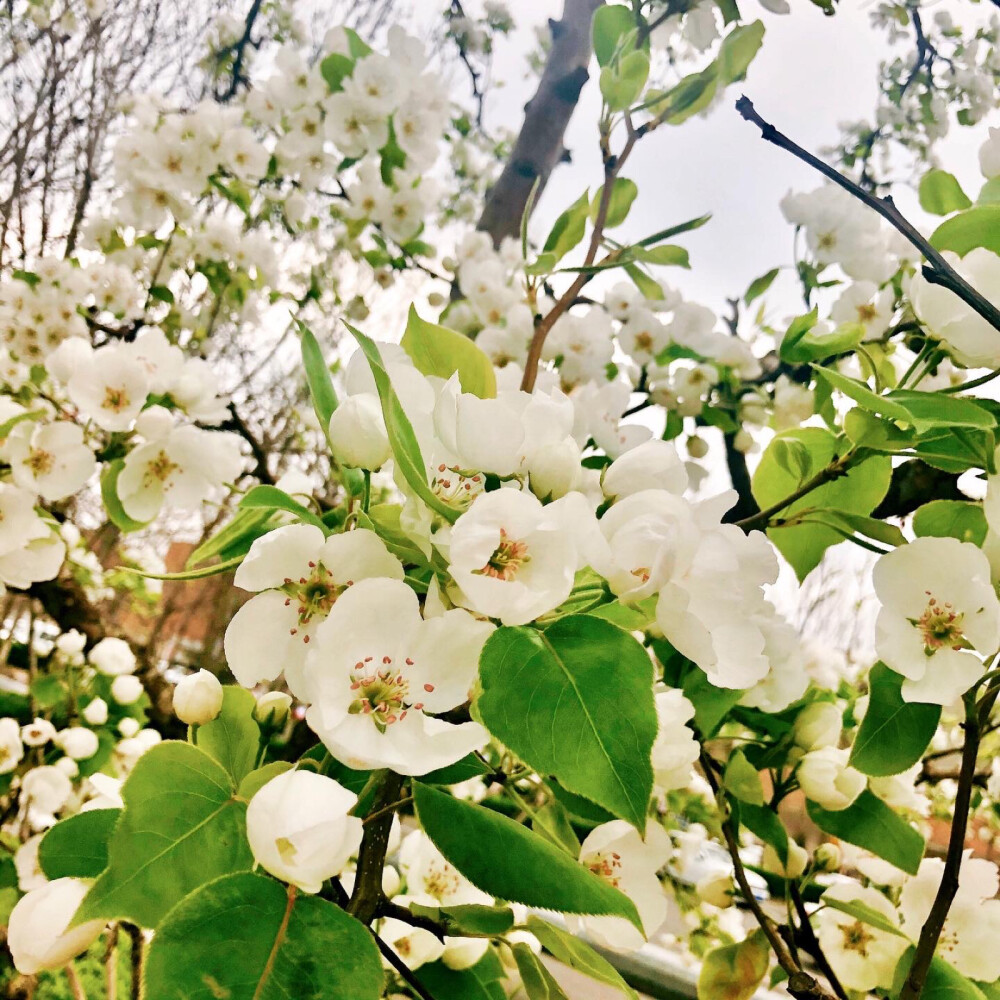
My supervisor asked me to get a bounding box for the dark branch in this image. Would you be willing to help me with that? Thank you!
[737,96,1000,336]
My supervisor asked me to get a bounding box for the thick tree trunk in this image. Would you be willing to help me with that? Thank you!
[477,0,603,247]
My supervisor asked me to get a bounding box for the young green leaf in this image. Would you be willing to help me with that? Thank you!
[400,304,496,398]
[513,942,571,999]
[412,783,642,928]
[912,499,988,546]
[807,790,924,875]
[345,322,459,522]
[478,615,656,830]
[74,741,254,928]
[39,809,119,880]
[239,484,328,533]
[697,929,770,1000]
[100,460,150,533]
[196,686,261,786]
[919,169,972,216]
[542,190,590,262]
[144,873,384,1000]
[850,664,941,777]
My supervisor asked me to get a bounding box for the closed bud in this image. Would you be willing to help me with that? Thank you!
[792,701,843,751]
[762,839,808,880]
[81,698,108,727]
[254,691,292,729]
[814,843,842,873]
[8,878,105,974]
[246,769,363,893]
[327,394,391,470]
[686,434,709,459]
[797,747,866,811]
[172,669,224,726]
[110,674,143,706]
[696,872,735,908]
[56,727,99,761]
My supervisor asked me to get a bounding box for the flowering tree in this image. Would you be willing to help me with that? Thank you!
[3,1,1000,999]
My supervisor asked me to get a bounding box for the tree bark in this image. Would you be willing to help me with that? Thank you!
[476,0,602,247]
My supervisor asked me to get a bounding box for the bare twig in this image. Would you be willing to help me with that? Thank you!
[737,96,1000,336]
[348,771,406,924]
[371,928,439,1000]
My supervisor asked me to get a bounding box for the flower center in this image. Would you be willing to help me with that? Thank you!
[912,592,968,655]
[475,529,530,581]
[281,561,342,637]
[26,448,54,476]
[839,919,875,957]
[856,303,879,322]
[103,386,130,413]
[347,655,430,734]
[585,850,622,888]
[431,464,484,511]
[143,449,179,487]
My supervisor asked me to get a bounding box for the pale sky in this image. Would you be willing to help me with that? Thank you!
[432,0,998,317]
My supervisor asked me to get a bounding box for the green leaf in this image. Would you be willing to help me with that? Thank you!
[850,663,940,777]
[400,305,496,399]
[239,484,328,533]
[738,803,788,865]
[75,741,254,928]
[126,554,245,581]
[697,929,770,1000]
[724,749,764,806]
[39,809,119,879]
[886,390,996,433]
[631,244,690,268]
[100,460,150,533]
[977,177,1000,207]
[913,499,988,546]
[530,799,580,856]
[716,20,765,85]
[812,367,913,425]
[752,427,892,580]
[624,262,664,300]
[513,942,570,999]
[417,952,507,1000]
[526,917,639,999]
[297,319,339,432]
[931,206,1000,256]
[800,509,905,548]
[477,615,656,830]
[542,190,590,262]
[186,507,273,569]
[144,872,384,1000]
[345,322,458,523]
[599,51,650,111]
[636,214,712,245]
[745,268,779,305]
[237,761,293,800]
[893,952,989,1000]
[821,892,907,938]
[919,170,973,216]
[807,790,924,875]
[592,4,637,66]
[412,783,642,928]
[591,178,638,229]
[410,903,515,937]
[197,686,260,786]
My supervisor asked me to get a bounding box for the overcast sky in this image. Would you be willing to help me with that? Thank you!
[424,0,998,319]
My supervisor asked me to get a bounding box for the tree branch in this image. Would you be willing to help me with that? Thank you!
[699,752,838,1000]
[899,693,986,1000]
[477,0,602,247]
[371,928,439,1000]
[348,771,406,925]
[736,96,1000,335]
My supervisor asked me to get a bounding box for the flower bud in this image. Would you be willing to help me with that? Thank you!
[696,872,735,908]
[602,439,687,499]
[797,747,865,811]
[82,698,108,726]
[253,691,292,729]
[8,878,106,974]
[814,843,842,873]
[686,434,709,459]
[56,727,99,761]
[118,717,140,738]
[172,670,224,726]
[762,840,808,879]
[246,769,363,894]
[792,701,843,752]
[88,636,136,676]
[54,757,79,779]
[110,674,143,705]
[327,394,391,470]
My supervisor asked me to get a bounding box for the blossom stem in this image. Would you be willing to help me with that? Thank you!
[899,694,983,1000]
[348,770,406,925]
[736,97,1000,336]
[938,366,1000,394]
[370,928,439,1000]
[699,751,839,1000]
[361,470,371,514]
